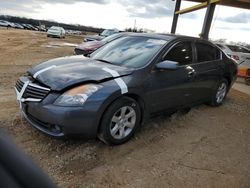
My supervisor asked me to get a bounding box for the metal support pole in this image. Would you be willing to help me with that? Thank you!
[171,0,181,34]
[200,2,216,39]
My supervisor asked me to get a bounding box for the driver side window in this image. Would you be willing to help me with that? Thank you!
[164,42,193,66]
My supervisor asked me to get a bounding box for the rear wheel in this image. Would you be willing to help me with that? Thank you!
[98,97,141,145]
[209,79,228,106]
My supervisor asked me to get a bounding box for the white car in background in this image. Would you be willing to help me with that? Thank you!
[215,43,250,66]
[216,43,250,84]
[47,26,65,38]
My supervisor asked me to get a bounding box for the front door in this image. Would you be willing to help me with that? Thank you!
[146,41,196,113]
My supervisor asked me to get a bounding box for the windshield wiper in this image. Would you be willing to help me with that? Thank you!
[94,59,113,65]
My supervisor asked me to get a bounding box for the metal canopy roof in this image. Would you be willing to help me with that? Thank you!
[185,0,250,9]
[171,0,250,39]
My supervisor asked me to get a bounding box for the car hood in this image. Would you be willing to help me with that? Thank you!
[28,55,133,91]
[47,29,60,33]
[76,41,105,50]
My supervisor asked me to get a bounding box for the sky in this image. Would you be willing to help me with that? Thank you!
[0,0,250,43]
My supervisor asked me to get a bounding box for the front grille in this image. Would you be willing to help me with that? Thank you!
[15,79,24,91]
[15,77,50,101]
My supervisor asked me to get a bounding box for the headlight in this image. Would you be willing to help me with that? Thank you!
[54,84,102,106]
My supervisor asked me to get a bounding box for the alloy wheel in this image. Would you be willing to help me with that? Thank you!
[110,106,136,140]
[216,82,227,103]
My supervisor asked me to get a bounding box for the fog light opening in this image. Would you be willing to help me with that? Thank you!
[51,124,62,133]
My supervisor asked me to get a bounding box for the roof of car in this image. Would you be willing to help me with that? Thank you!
[125,32,203,42]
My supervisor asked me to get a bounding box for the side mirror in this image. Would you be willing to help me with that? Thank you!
[156,60,179,70]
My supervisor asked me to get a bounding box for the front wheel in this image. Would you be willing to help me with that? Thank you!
[98,97,141,145]
[209,79,228,106]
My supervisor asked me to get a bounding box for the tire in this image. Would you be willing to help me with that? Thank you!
[209,79,228,106]
[98,97,141,145]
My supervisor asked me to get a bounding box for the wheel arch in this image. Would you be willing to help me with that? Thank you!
[123,93,146,123]
[223,73,232,89]
[97,92,146,134]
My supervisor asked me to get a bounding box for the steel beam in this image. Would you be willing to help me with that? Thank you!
[200,2,216,39]
[175,0,219,14]
[184,0,250,10]
[171,0,182,34]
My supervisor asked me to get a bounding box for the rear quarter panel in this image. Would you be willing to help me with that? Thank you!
[223,55,238,86]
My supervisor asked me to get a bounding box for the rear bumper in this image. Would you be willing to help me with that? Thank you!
[74,48,84,55]
[84,38,97,42]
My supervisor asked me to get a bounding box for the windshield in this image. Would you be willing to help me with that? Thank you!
[49,26,60,31]
[227,45,250,53]
[91,36,167,68]
[100,29,117,37]
[101,33,123,42]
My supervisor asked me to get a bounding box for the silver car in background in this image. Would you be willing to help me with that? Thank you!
[216,43,250,84]
[215,43,250,66]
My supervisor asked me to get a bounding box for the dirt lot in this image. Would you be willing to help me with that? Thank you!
[0,29,250,188]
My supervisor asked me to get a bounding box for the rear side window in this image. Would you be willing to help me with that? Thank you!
[164,42,193,66]
[196,43,221,62]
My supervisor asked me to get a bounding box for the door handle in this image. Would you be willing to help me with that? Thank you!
[186,66,196,78]
[188,70,195,76]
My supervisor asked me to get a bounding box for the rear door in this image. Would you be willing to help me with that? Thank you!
[188,41,222,103]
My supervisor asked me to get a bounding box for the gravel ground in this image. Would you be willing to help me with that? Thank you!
[0,29,250,188]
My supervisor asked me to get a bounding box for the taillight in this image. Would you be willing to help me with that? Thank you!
[232,55,239,61]
[230,57,238,65]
